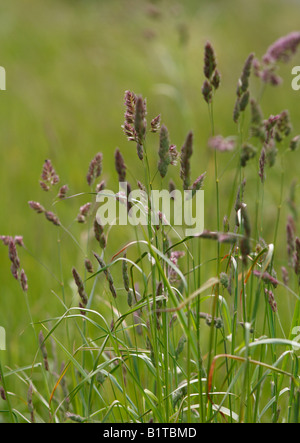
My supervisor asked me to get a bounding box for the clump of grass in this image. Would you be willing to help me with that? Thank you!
[1,32,300,424]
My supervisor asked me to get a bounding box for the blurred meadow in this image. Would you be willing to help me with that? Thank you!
[1,0,300,423]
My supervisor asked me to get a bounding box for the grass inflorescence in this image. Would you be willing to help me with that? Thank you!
[1,33,300,424]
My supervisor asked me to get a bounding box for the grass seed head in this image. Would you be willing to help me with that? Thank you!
[150,114,161,133]
[204,41,217,80]
[265,288,277,313]
[38,331,49,371]
[93,253,117,299]
[208,135,236,152]
[0,386,6,401]
[211,69,221,89]
[115,148,127,182]
[134,95,147,145]
[40,159,60,191]
[258,146,266,183]
[263,31,300,64]
[191,172,206,196]
[281,266,289,286]
[8,238,20,270]
[84,259,94,274]
[158,124,171,178]
[94,219,106,249]
[87,153,103,187]
[45,211,61,226]
[72,267,88,308]
[20,269,28,292]
[57,184,69,200]
[28,201,45,214]
[122,254,130,292]
[180,131,193,190]
[237,53,254,96]
[202,80,213,104]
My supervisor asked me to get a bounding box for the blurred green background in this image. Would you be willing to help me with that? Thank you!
[1,0,300,367]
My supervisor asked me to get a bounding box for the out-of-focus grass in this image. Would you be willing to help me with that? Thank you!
[1,0,300,418]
